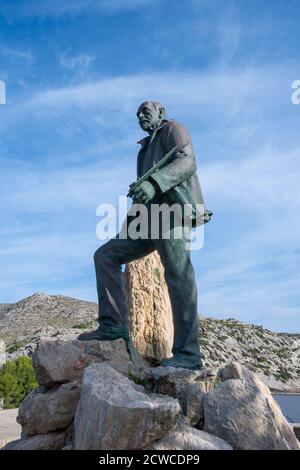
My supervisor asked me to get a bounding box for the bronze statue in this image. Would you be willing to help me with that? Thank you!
[78,101,212,371]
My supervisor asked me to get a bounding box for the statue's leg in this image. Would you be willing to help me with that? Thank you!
[154,226,202,370]
[78,234,155,342]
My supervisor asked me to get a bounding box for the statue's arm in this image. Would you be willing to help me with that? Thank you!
[150,123,197,193]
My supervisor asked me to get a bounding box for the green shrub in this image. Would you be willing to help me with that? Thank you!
[219,335,229,341]
[127,369,148,386]
[0,356,38,409]
[6,341,28,354]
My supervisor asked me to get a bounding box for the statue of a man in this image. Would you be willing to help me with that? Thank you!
[78,101,212,371]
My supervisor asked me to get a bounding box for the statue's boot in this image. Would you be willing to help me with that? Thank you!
[160,356,215,376]
[160,356,202,370]
[77,320,129,343]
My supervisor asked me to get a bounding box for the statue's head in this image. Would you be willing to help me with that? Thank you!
[136,101,166,133]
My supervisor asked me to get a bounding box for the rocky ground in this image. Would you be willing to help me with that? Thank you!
[0,292,299,393]
[1,338,299,450]
[199,316,300,392]
[0,409,21,448]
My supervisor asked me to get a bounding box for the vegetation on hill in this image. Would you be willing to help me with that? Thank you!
[0,357,37,409]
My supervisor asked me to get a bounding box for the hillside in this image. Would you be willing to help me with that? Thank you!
[0,293,299,392]
[199,316,300,392]
[0,293,97,346]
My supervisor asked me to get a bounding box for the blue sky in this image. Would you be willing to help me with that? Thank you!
[0,0,299,332]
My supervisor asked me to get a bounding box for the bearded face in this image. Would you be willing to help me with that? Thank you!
[137,101,165,133]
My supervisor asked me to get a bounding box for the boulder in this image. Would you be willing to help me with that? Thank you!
[125,251,174,362]
[178,382,206,427]
[203,362,300,450]
[1,430,68,450]
[74,363,181,450]
[218,361,257,383]
[32,338,145,386]
[145,424,232,450]
[17,382,81,435]
[142,365,209,398]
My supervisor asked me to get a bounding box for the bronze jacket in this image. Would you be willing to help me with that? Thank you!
[136,119,212,227]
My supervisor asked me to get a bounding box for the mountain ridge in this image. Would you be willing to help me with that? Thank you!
[0,292,299,393]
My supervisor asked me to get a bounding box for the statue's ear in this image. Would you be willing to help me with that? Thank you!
[159,107,166,119]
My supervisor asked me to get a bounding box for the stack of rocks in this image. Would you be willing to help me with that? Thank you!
[2,337,299,450]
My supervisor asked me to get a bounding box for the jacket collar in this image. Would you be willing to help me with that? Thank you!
[137,119,169,145]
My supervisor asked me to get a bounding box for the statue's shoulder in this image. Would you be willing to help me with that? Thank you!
[163,120,190,139]
[162,119,186,133]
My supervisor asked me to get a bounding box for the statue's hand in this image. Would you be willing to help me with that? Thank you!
[131,180,156,203]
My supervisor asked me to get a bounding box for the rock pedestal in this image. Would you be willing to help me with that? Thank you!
[32,338,141,386]
[74,363,181,450]
[2,339,299,451]
[124,251,173,362]
[145,425,233,450]
[203,362,300,450]
[17,382,81,436]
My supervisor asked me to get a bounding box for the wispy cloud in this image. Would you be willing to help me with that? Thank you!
[1,46,33,61]
[0,0,158,19]
[195,145,300,332]
[59,53,97,71]
[0,64,292,134]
